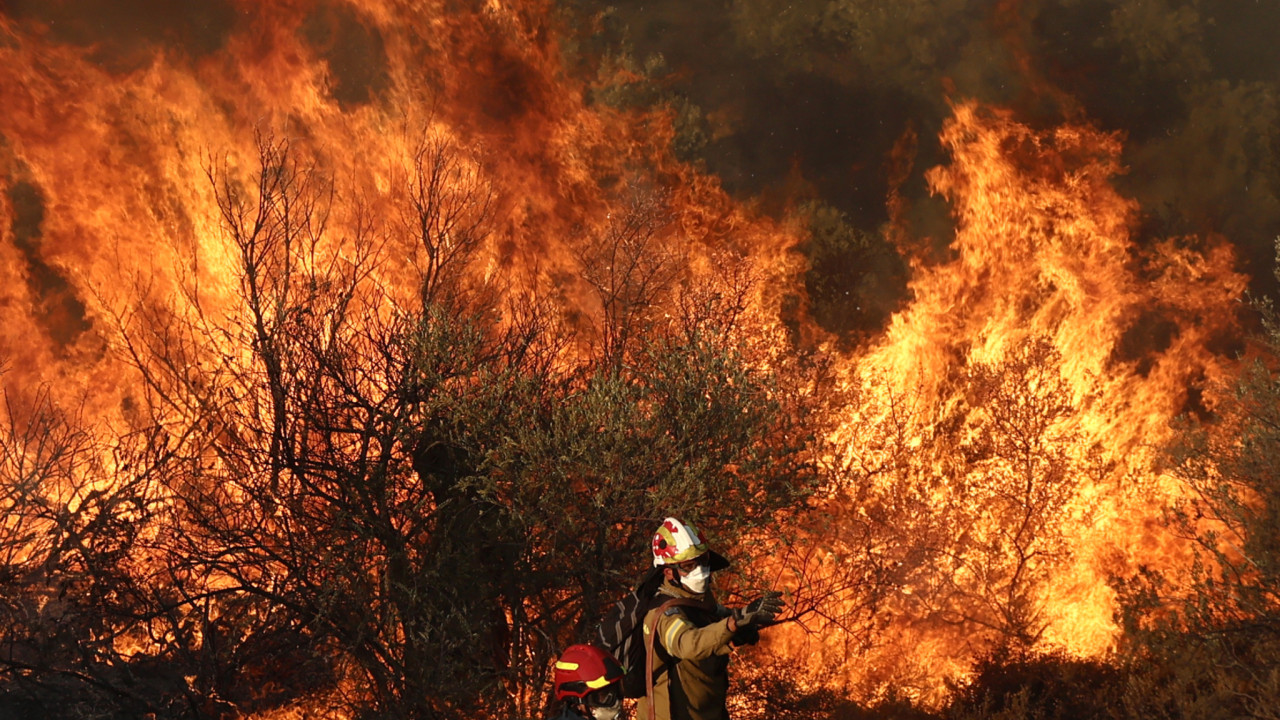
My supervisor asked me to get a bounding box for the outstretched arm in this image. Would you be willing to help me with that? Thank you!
[650,609,734,661]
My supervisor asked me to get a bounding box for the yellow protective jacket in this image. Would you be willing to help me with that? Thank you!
[636,579,735,720]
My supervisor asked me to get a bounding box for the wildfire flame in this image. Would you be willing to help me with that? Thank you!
[767,101,1247,700]
[0,0,1255,713]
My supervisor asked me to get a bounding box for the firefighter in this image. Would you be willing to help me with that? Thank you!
[639,517,784,720]
[551,644,627,720]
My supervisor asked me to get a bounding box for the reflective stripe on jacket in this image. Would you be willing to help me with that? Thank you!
[636,579,734,720]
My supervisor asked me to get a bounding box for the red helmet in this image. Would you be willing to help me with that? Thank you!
[553,644,623,701]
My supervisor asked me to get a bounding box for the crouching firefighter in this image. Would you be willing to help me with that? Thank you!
[551,644,626,720]
[639,517,785,720]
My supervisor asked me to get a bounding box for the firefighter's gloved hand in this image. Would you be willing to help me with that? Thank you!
[733,590,784,627]
[731,624,761,647]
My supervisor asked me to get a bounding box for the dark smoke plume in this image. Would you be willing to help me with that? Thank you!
[566,0,1280,341]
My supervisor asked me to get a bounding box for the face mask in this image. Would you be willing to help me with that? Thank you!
[585,688,622,720]
[680,564,710,594]
[591,704,621,720]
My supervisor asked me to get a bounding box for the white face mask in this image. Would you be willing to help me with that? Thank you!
[680,564,711,594]
[591,704,621,720]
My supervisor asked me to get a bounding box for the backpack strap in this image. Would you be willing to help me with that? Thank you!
[644,597,712,720]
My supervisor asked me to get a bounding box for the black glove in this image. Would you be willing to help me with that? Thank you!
[733,590,784,627]
[730,624,761,647]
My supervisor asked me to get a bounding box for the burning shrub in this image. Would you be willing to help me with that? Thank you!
[0,385,182,718]
[1114,274,1280,720]
[728,650,941,720]
[944,647,1127,720]
[38,132,818,720]
[800,201,908,346]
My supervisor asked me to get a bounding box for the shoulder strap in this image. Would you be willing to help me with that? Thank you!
[644,597,712,720]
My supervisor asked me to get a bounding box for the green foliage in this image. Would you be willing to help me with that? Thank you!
[728,0,1000,102]
[584,48,712,165]
[730,651,940,720]
[801,202,907,346]
[1099,0,1208,80]
[945,648,1127,720]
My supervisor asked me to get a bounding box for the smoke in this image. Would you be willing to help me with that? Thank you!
[3,1,395,109]
[6,178,91,350]
[571,0,1280,339]
[301,2,392,108]
[3,0,239,71]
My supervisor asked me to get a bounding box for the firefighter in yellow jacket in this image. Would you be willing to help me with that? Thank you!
[638,517,784,720]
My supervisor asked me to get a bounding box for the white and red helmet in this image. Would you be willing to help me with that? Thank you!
[650,517,730,570]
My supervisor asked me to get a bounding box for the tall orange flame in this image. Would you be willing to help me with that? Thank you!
[769,101,1247,701]
[0,1,799,420]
